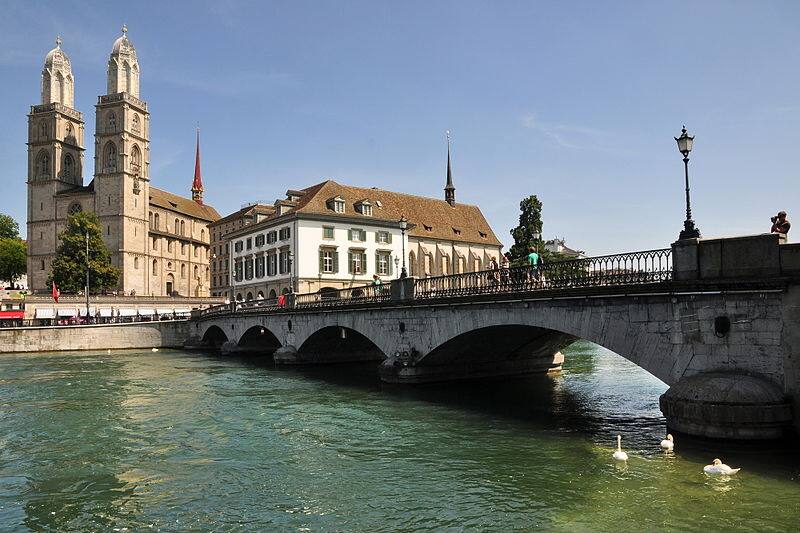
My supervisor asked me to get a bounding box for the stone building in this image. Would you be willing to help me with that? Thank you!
[26,29,219,296]
[223,145,502,301]
[209,203,276,297]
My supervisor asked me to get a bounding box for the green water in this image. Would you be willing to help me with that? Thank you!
[0,342,798,532]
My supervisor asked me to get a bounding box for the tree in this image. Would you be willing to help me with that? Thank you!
[0,238,26,287]
[509,195,552,264]
[49,211,120,293]
[0,214,20,240]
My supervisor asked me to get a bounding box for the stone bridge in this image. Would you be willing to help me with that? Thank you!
[187,234,800,440]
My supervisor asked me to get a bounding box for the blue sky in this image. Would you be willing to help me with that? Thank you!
[1,1,798,254]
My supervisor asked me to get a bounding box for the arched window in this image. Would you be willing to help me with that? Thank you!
[167,240,173,253]
[180,220,186,236]
[194,246,199,258]
[193,265,199,279]
[181,263,186,278]
[107,112,117,132]
[269,289,277,299]
[200,229,205,242]
[174,218,179,234]
[154,213,160,230]
[63,153,74,179]
[56,71,65,104]
[39,122,47,139]
[131,113,140,134]
[134,257,139,269]
[167,261,173,270]
[103,142,117,172]
[148,211,153,227]
[124,61,132,94]
[36,150,50,178]
[152,259,158,275]
[246,292,253,301]
[205,267,210,281]
[257,291,264,299]
[130,145,141,174]
[65,123,74,141]
[236,293,243,302]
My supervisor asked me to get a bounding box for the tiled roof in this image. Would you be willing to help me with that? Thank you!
[149,187,220,222]
[212,203,275,227]
[292,180,502,247]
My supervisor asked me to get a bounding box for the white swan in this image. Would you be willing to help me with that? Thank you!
[704,458,740,475]
[151,347,159,352]
[612,435,628,461]
[660,434,674,450]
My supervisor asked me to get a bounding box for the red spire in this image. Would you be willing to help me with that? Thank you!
[191,127,204,205]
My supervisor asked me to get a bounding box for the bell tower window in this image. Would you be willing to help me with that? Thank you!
[107,112,117,132]
[103,142,117,172]
[132,113,140,134]
[63,153,74,179]
[36,151,50,178]
[68,202,82,215]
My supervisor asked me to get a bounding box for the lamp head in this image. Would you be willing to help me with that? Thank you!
[675,125,694,156]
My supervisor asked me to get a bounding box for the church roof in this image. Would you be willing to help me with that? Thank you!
[290,180,501,247]
[211,203,276,227]
[149,187,220,222]
[44,37,71,70]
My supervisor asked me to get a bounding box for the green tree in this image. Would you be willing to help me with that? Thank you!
[0,238,26,287]
[509,195,552,264]
[48,211,120,293]
[0,214,20,239]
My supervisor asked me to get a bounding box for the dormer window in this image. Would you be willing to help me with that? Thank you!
[423,224,433,232]
[327,196,346,214]
[356,200,373,216]
[479,231,488,239]
[452,227,461,236]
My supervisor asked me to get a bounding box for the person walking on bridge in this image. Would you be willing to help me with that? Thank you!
[527,246,541,286]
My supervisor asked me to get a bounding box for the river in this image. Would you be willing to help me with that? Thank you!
[0,342,798,532]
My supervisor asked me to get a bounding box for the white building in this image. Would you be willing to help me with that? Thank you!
[225,177,502,301]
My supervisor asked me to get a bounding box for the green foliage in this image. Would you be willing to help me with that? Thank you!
[509,195,555,264]
[0,238,26,286]
[48,211,120,293]
[0,214,20,239]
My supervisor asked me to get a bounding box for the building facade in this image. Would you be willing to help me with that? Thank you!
[26,30,219,296]
[226,177,503,302]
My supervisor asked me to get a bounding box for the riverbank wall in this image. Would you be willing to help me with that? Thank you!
[0,321,191,354]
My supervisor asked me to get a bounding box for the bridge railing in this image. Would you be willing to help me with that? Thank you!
[294,283,391,309]
[414,248,672,299]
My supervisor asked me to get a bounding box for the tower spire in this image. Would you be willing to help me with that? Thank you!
[444,130,455,206]
[191,127,204,205]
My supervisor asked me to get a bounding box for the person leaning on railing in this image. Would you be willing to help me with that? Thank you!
[526,246,541,285]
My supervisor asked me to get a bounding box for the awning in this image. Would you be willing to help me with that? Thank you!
[57,308,77,317]
[156,308,174,315]
[0,311,24,319]
[35,308,54,319]
[118,308,137,317]
[78,307,97,317]
[174,308,191,316]
[99,308,113,317]
[137,308,155,316]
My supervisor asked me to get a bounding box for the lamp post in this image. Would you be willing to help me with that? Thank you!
[394,257,400,279]
[288,250,294,293]
[399,216,408,278]
[675,125,701,240]
[532,229,541,255]
[84,231,90,323]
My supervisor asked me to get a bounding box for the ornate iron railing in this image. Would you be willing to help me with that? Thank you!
[294,283,391,309]
[414,248,672,299]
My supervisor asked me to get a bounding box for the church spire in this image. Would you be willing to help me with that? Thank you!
[444,130,455,206]
[191,127,204,205]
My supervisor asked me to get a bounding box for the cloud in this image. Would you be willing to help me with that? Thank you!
[520,113,614,151]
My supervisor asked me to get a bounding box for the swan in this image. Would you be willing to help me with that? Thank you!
[612,435,628,461]
[660,434,674,450]
[704,458,740,475]
[151,347,159,352]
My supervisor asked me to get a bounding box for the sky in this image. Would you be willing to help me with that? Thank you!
[1,1,798,255]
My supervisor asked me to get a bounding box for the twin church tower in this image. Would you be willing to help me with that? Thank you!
[27,27,219,296]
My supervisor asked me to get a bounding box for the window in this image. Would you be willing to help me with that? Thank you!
[132,113,140,134]
[246,238,252,250]
[63,153,75,179]
[130,145,141,174]
[334,200,345,213]
[319,249,337,274]
[376,252,391,276]
[107,112,117,132]
[423,224,433,232]
[181,242,187,255]
[245,259,253,280]
[149,211,153,227]
[234,241,243,253]
[152,236,158,250]
[134,257,139,269]
[452,227,462,236]
[357,201,372,216]
[194,246,199,258]
[174,218,180,234]
[479,231,488,239]
[348,251,367,275]
[103,142,117,172]
[194,265,199,279]
[256,256,265,278]
[181,263,186,278]
[167,240,173,253]
[409,252,416,276]
[68,202,82,215]
[152,259,158,275]
[201,229,205,242]
[441,255,450,275]
[267,231,278,244]
[323,226,334,239]
[349,228,366,242]
[154,213,160,229]
[106,225,110,236]
[167,261,173,271]
[39,122,48,139]
[279,249,290,274]
[180,220,186,236]
[424,254,432,275]
[267,253,277,276]
[36,151,50,178]
[40,259,45,271]
[255,234,265,247]
[376,231,391,244]
[279,227,291,240]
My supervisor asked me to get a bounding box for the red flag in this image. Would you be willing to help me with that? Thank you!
[52,281,60,303]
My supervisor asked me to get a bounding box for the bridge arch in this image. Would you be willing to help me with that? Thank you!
[297,325,386,363]
[238,325,281,355]
[200,325,229,349]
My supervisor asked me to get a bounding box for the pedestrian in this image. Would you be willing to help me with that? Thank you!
[527,246,540,284]
[372,274,382,286]
[771,211,791,236]
[500,252,511,285]
[489,256,500,288]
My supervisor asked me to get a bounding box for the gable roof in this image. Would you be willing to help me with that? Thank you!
[149,187,220,222]
[212,203,276,227]
[292,180,501,247]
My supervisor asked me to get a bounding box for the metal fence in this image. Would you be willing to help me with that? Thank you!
[414,248,673,299]
[0,315,189,329]
[294,283,391,309]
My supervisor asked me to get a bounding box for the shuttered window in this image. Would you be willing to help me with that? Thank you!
[319,249,338,274]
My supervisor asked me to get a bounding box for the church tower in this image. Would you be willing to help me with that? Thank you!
[93,25,150,294]
[27,36,86,291]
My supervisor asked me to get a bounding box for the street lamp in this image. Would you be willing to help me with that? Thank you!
[399,216,408,278]
[288,250,294,293]
[675,125,701,240]
[394,256,400,279]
